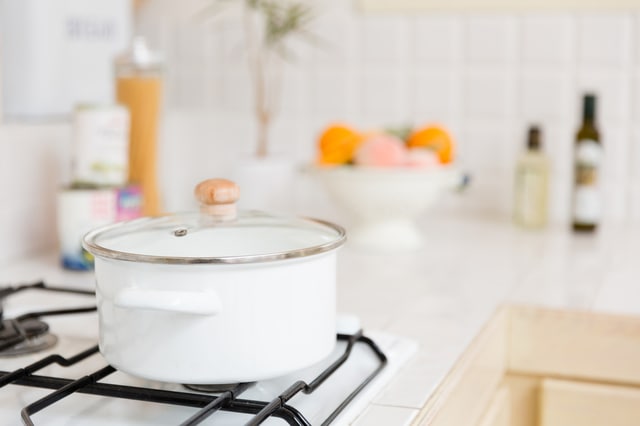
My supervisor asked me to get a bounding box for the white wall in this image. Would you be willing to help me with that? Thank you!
[0,123,71,260]
[139,0,640,225]
[1,0,640,262]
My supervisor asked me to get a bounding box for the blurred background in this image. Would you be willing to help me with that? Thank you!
[0,0,638,262]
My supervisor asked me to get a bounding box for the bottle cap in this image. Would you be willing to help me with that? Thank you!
[583,93,596,121]
[527,126,542,150]
[115,36,163,71]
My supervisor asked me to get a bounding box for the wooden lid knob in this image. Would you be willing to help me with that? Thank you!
[195,179,239,205]
[194,179,239,219]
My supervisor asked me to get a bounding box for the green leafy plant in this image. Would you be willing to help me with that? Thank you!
[206,0,314,158]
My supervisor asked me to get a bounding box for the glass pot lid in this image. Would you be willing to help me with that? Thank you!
[82,179,346,264]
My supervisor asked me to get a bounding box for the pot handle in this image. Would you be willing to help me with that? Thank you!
[446,169,471,193]
[114,288,221,316]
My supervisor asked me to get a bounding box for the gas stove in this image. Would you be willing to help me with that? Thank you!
[0,281,417,425]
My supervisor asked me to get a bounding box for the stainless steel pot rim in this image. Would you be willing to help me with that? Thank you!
[82,216,347,265]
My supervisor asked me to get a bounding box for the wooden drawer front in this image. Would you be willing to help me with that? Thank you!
[509,307,640,385]
[540,379,640,426]
[477,386,510,426]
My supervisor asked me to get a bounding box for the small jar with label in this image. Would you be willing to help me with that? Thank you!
[71,104,130,187]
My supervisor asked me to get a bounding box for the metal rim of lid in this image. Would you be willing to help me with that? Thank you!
[82,215,347,265]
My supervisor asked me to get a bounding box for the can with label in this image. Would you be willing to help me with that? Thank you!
[57,185,142,270]
[72,104,130,186]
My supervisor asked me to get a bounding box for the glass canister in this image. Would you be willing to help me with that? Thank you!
[115,36,163,216]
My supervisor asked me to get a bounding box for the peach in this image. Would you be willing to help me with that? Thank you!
[406,148,440,168]
[354,134,408,167]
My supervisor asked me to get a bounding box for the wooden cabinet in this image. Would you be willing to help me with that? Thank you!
[415,306,640,426]
[540,379,640,426]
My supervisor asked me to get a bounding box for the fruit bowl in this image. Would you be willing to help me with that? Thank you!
[315,165,461,252]
[314,122,462,251]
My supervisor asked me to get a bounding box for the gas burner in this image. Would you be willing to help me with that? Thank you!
[0,333,58,357]
[0,281,96,358]
[183,383,246,393]
[0,318,58,356]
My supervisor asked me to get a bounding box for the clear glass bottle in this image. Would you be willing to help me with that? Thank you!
[514,126,550,228]
[115,36,163,216]
[572,94,602,232]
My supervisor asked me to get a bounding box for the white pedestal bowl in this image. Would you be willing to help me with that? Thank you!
[316,166,460,252]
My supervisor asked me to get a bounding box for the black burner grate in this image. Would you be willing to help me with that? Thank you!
[1,333,387,425]
[0,281,96,355]
[0,282,388,425]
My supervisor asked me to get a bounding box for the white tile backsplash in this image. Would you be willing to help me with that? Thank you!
[312,67,354,119]
[173,22,208,67]
[466,15,517,65]
[414,15,464,64]
[360,68,409,125]
[464,68,515,119]
[630,127,640,181]
[459,122,515,173]
[544,123,574,175]
[360,16,410,65]
[521,15,574,66]
[601,125,631,180]
[413,68,458,123]
[0,123,70,261]
[220,67,253,114]
[219,19,247,67]
[3,5,640,262]
[577,69,632,123]
[544,123,574,223]
[578,14,633,67]
[630,175,640,222]
[520,69,573,122]
[172,70,207,109]
[311,12,356,66]
[634,71,640,122]
[203,70,223,111]
[279,68,311,117]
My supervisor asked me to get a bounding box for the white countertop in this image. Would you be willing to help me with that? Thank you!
[2,214,638,425]
[336,215,640,425]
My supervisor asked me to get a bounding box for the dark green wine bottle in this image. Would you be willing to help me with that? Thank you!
[572,94,602,232]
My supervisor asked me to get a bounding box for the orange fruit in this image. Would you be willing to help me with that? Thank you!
[317,124,363,165]
[406,125,455,164]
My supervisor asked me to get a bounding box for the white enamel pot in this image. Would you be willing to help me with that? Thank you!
[83,179,346,384]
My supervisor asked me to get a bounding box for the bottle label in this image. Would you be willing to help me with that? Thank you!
[573,139,602,224]
[515,168,547,226]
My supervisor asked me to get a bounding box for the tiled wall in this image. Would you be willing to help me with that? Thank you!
[137,1,640,224]
[0,123,71,260]
[1,0,640,261]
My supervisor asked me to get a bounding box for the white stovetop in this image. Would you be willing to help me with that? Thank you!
[2,213,639,425]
